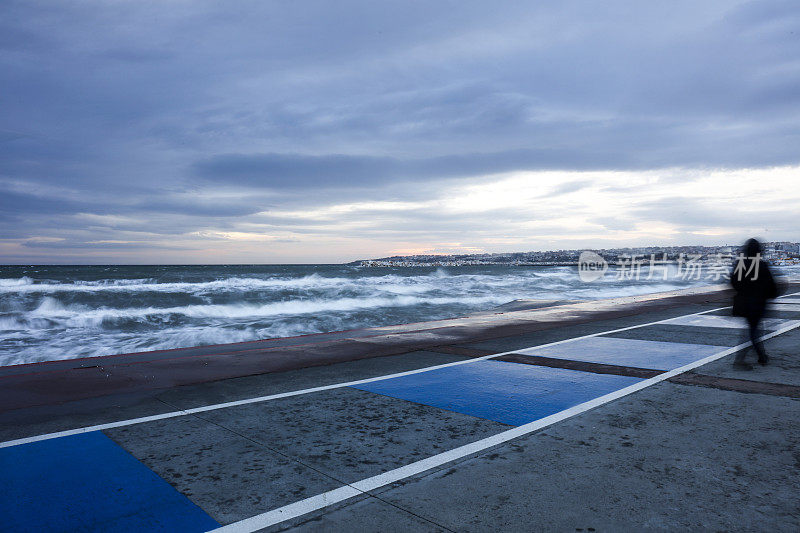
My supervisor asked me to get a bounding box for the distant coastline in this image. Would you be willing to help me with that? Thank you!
[353,242,800,267]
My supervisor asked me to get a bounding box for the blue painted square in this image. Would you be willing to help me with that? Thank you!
[0,432,219,533]
[352,360,642,426]
[516,336,722,370]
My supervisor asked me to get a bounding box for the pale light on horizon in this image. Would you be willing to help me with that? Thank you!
[1,165,797,264]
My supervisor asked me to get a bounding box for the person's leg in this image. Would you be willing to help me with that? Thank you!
[734,328,750,363]
[749,316,769,364]
[734,317,752,366]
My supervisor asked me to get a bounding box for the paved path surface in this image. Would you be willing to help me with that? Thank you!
[1,285,799,531]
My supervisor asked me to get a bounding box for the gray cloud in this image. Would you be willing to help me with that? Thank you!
[1,0,799,261]
[0,191,89,216]
[20,240,190,251]
[548,180,593,197]
[193,149,623,189]
[633,196,799,234]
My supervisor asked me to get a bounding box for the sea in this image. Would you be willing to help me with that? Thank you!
[1,264,797,367]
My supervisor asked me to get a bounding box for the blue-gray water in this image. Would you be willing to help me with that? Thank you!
[3,263,792,367]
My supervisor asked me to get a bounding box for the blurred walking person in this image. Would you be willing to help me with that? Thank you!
[730,238,778,370]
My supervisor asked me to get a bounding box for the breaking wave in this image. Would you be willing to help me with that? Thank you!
[0,262,753,366]
[21,294,506,326]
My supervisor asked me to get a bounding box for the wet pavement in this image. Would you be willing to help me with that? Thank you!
[1,284,799,531]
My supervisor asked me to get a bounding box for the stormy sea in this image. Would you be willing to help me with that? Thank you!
[1,263,795,367]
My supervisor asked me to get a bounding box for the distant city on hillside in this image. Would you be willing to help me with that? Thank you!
[354,242,800,267]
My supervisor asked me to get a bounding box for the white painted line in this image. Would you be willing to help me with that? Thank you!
[662,314,788,330]
[770,303,800,311]
[208,318,800,533]
[5,292,799,450]
[0,303,731,449]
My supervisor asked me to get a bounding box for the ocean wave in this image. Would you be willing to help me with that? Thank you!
[0,272,480,294]
[0,264,730,366]
[21,294,509,328]
[0,276,34,287]
[0,272,547,298]
[74,278,156,286]
[0,274,349,294]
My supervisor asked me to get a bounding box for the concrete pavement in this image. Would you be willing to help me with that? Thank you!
[1,284,799,531]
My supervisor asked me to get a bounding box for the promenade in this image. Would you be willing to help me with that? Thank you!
[1,284,799,531]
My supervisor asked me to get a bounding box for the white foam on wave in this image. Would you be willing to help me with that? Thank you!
[0,271,543,298]
[0,272,472,294]
[22,293,509,328]
[0,277,34,287]
[0,264,734,366]
[74,278,155,286]
[0,274,350,294]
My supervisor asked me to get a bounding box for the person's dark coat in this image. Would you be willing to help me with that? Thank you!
[730,239,778,320]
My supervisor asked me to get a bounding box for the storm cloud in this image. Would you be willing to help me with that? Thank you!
[1,0,799,262]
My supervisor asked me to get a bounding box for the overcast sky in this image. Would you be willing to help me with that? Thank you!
[1,0,799,264]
